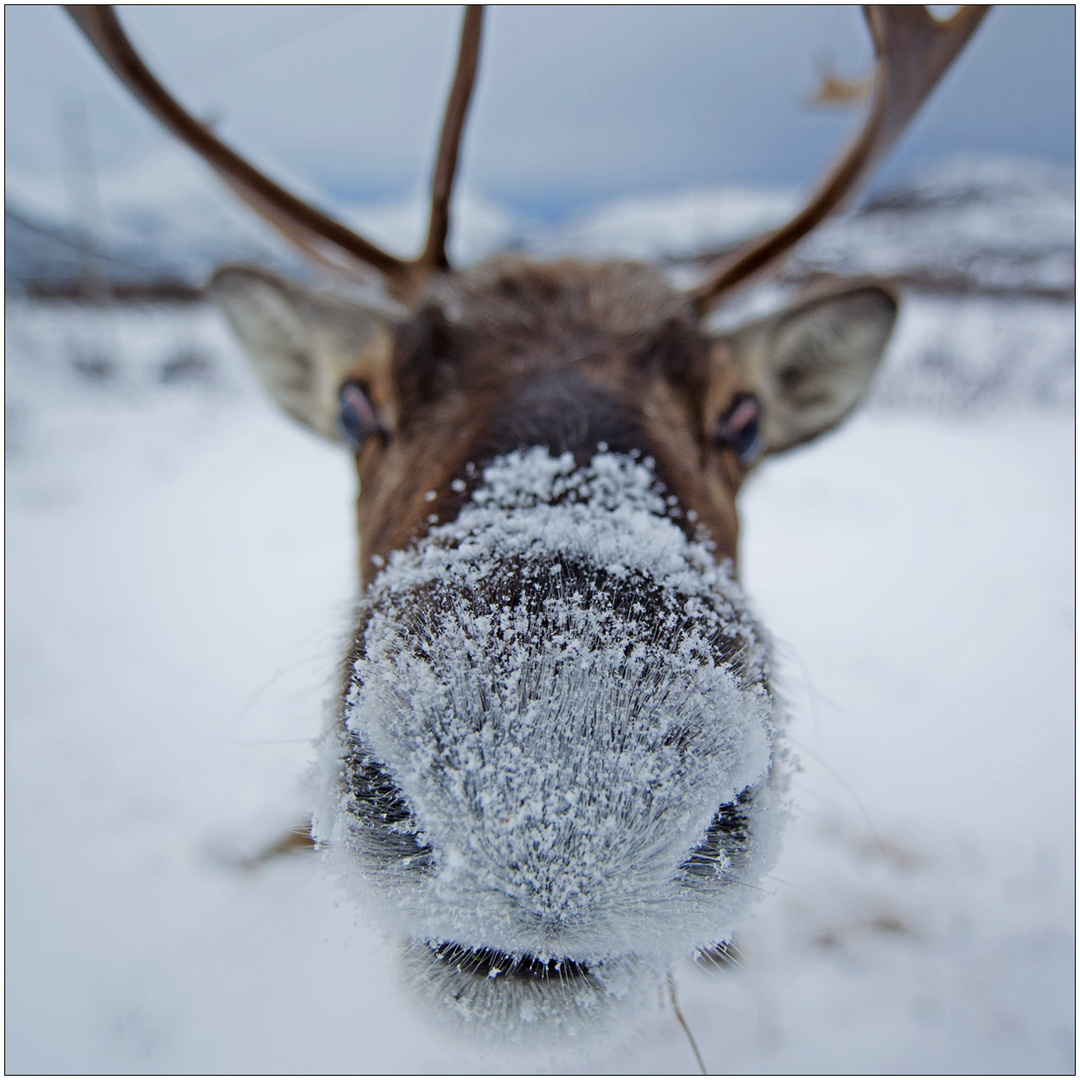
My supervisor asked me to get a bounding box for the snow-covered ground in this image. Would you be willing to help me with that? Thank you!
[6,286,1074,1072]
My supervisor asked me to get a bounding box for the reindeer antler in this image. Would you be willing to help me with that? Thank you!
[65,5,485,301]
[422,6,484,274]
[691,5,990,316]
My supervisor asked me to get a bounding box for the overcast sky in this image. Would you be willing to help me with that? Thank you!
[5,5,1075,219]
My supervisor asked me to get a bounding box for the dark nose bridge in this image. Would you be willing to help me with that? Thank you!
[478,368,648,468]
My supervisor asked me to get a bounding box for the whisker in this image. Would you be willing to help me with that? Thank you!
[787,734,885,855]
[668,974,708,1075]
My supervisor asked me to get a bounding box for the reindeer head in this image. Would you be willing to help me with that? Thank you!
[211,255,898,1027]
[69,4,988,1035]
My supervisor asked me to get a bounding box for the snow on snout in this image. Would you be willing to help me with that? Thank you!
[318,449,783,979]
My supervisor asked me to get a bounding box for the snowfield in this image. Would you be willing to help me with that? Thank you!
[6,280,1074,1072]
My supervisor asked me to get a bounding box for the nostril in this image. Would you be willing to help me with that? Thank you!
[680,784,755,880]
[429,941,591,983]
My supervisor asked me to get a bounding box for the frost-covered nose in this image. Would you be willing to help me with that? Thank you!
[317,448,781,971]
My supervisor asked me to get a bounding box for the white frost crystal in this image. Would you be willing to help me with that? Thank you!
[315,448,784,1034]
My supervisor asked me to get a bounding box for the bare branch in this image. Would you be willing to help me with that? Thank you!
[807,63,872,107]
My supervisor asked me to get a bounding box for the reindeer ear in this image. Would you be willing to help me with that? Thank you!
[209,265,399,442]
[715,283,897,455]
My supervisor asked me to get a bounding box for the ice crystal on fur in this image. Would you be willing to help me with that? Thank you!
[315,448,784,1030]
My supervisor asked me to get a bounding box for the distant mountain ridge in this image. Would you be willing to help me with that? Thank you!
[5,151,1074,301]
[788,156,1075,299]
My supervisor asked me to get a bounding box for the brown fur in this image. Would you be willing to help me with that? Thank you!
[350,257,752,585]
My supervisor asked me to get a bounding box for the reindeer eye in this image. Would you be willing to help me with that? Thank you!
[715,392,764,466]
[339,382,380,448]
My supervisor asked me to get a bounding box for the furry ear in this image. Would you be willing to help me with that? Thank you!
[714,283,898,454]
[209,265,399,442]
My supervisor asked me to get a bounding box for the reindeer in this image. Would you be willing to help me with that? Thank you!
[68,4,988,1037]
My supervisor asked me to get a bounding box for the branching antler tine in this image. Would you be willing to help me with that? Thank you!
[421,6,485,274]
[65,5,413,292]
[691,5,990,317]
[863,5,989,169]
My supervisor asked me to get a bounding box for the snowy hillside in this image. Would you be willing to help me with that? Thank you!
[5,146,302,293]
[8,151,1074,412]
[792,156,1075,298]
[5,141,524,292]
[7,149,1074,298]
[527,186,802,261]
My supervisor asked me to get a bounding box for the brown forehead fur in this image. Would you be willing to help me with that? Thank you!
[352,256,745,585]
[429,255,694,338]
